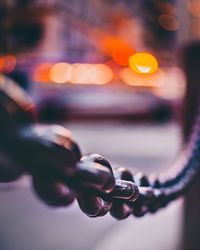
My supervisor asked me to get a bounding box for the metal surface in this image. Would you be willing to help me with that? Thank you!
[0,66,200,220]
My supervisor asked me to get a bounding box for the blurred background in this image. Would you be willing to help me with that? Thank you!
[0,0,199,249]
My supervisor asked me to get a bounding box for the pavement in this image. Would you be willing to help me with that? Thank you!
[0,121,184,250]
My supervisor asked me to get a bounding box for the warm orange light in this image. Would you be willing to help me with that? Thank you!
[188,1,200,18]
[129,52,158,74]
[112,45,135,66]
[49,62,72,83]
[92,64,114,84]
[101,36,124,55]
[70,64,96,84]
[69,63,113,85]
[33,63,52,83]
[0,55,16,73]
[158,14,179,31]
[120,67,163,87]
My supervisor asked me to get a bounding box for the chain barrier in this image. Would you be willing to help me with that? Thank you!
[0,74,200,220]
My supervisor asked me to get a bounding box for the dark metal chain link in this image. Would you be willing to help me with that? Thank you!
[68,107,200,219]
[1,74,200,220]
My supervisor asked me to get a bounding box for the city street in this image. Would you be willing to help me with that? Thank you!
[0,121,183,250]
[1,0,199,249]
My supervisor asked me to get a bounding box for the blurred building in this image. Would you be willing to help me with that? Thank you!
[0,0,182,64]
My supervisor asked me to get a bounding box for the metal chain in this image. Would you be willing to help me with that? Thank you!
[76,108,200,219]
[1,74,200,220]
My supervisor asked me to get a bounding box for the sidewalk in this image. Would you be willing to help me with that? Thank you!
[0,122,183,250]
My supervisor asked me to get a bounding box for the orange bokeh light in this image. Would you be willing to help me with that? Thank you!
[112,45,135,66]
[49,62,72,83]
[101,36,124,55]
[33,63,52,83]
[69,63,113,85]
[92,64,114,84]
[0,55,16,73]
[34,62,114,85]
[120,67,163,87]
[129,52,158,74]
[188,1,200,18]
[70,64,96,84]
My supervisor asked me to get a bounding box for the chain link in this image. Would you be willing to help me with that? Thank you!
[1,74,200,219]
[66,105,200,219]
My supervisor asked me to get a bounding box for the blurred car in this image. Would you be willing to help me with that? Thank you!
[33,84,173,123]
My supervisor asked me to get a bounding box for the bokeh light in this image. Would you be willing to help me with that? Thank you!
[120,67,163,87]
[0,55,17,73]
[153,67,186,100]
[187,1,200,18]
[33,62,114,85]
[92,64,114,84]
[129,52,158,74]
[69,63,113,85]
[33,63,52,83]
[112,45,135,66]
[49,62,72,83]
[158,14,179,31]
[70,63,97,84]
[101,36,125,55]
